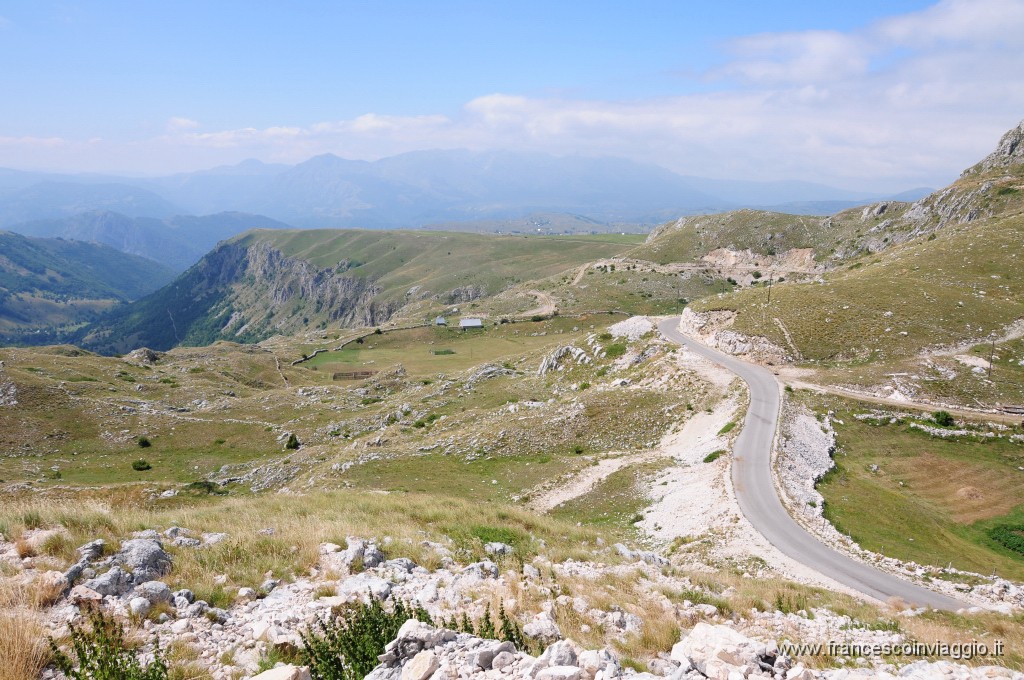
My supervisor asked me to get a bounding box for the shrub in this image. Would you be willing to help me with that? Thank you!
[987,524,1024,555]
[131,459,151,472]
[285,434,301,450]
[932,411,955,427]
[49,608,168,680]
[604,343,627,358]
[137,437,151,448]
[718,421,737,435]
[183,481,224,496]
[300,599,430,680]
[703,450,725,463]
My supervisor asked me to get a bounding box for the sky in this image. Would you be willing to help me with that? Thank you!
[1,0,1023,192]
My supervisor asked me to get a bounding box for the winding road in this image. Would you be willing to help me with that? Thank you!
[658,317,967,611]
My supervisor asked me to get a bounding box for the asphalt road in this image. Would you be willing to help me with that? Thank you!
[658,317,966,611]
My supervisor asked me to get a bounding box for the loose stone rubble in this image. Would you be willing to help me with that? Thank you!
[8,524,1018,680]
[363,620,1024,680]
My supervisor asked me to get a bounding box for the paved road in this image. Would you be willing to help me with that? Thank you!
[658,317,966,611]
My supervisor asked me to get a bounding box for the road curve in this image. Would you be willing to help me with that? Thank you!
[658,317,966,611]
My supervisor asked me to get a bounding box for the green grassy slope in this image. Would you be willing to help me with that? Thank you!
[242,228,632,301]
[691,211,1024,363]
[628,211,826,264]
[806,395,1024,581]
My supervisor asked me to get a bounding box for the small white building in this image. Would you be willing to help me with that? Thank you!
[459,318,483,329]
[435,316,447,326]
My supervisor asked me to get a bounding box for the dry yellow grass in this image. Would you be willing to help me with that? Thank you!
[0,489,610,606]
[0,609,49,680]
[0,578,52,680]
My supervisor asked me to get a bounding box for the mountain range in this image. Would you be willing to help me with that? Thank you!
[1,150,931,236]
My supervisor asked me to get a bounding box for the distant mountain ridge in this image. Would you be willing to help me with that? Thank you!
[0,150,931,232]
[10,211,294,271]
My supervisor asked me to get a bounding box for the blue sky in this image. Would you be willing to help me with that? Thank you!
[2,1,1023,191]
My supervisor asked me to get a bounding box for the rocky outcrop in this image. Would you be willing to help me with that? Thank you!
[678,308,791,365]
[964,119,1024,175]
[539,346,593,375]
[365,622,624,680]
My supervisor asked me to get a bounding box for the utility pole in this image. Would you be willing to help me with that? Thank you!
[766,271,775,305]
[989,334,996,380]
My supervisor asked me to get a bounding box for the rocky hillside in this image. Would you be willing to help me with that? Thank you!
[82,229,634,354]
[681,120,1024,403]
[633,121,1024,273]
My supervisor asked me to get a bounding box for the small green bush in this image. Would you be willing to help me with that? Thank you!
[132,459,152,471]
[604,343,627,358]
[987,524,1024,555]
[137,436,151,448]
[932,411,955,427]
[285,433,301,450]
[300,599,431,680]
[184,480,224,496]
[49,608,168,680]
[703,450,725,463]
[718,421,736,435]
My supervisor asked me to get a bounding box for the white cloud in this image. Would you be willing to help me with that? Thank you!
[715,30,869,84]
[4,0,1023,191]
[166,117,200,132]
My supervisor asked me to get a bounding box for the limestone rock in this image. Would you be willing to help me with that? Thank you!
[524,611,561,643]
[337,572,393,601]
[401,650,440,680]
[134,580,173,604]
[129,596,152,618]
[83,566,133,597]
[673,622,776,680]
[251,666,312,680]
[113,539,172,582]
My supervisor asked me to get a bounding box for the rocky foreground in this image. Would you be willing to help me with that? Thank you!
[262,619,1022,680]
[4,525,1020,680]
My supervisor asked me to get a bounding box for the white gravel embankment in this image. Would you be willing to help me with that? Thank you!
[608,316,654,341]
[777,407,836,519]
